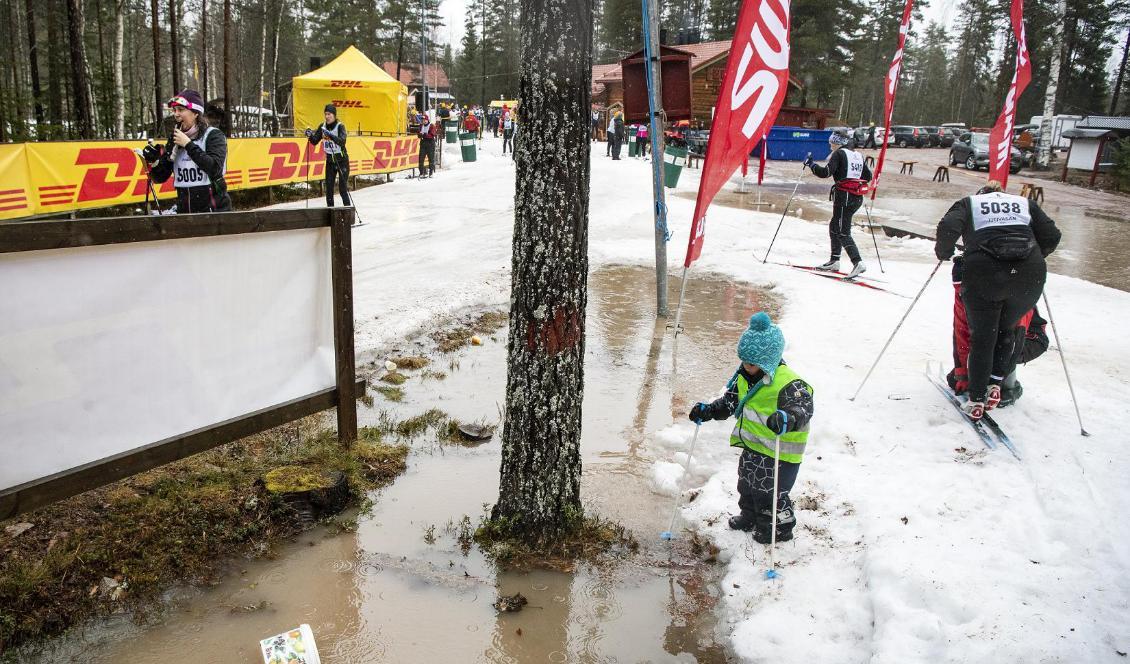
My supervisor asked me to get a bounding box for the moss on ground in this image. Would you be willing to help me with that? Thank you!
[379,371,408,385]
[375,385,405,402]
[391,356,430,370]
[474,508,638,571]
[0,419,408,655]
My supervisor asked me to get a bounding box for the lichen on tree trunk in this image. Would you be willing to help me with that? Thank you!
[491,0,593,546]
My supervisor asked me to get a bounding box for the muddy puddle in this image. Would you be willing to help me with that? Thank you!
[683,182,1130,293]
[13,266,779,663]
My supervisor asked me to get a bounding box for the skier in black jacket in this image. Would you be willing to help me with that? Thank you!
[805,130,872,278]
[305,104,350,207]
[935,181,1061,420]
[143,89,232,213]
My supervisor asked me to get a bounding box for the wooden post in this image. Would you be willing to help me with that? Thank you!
[330,207,357,446]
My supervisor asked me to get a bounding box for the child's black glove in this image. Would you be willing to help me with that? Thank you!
[766,410,789,435]
[688,402,709,424]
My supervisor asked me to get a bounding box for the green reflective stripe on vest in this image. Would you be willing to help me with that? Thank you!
[728,365,812,463]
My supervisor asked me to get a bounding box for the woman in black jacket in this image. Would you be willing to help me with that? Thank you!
[142,89,231,213]
[934,181,1060,420]
[305,103,350,207]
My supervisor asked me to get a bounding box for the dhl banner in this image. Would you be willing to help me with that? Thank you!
[0,135,420,221]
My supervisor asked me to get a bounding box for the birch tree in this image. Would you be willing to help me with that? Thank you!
[490,0,593,545]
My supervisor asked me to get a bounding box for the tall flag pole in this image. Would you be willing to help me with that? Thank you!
[988,0,1031,190]
[869,0,914,201]
[671,0,792,335]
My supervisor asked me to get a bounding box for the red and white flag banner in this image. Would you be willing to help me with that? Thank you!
[683,0,791,268]
[758,136,768,185]
[988,0,1031,189]
[870,0,913,200]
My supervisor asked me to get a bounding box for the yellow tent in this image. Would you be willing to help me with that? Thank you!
[489,99,519,109]
[292,46,409,135]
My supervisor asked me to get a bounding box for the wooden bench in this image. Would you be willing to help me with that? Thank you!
[899,160,917,175]
[1019,183,1044,204]
[687,152,703,169]
[932,166,950,183]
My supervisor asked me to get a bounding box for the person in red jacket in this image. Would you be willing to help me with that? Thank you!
[418,114,438,177]
[462,111,480,139]
[946,255,1050,407]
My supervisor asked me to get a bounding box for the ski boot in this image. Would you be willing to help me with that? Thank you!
[986,385,1002,411]
[728,513,756,532]
[752,506,796,544]
[815,259,840,272]
[964,400,985,421]
[998,382,1023,408]
[846,261,867,279]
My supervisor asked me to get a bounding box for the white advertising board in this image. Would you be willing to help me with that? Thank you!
[0,227,336,492]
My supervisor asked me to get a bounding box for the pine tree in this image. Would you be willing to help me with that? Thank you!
[453,9,482,104]
[597,0,639,59]
[492,0,593,546]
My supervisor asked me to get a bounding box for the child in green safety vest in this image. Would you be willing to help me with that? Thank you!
[688,312,815,544]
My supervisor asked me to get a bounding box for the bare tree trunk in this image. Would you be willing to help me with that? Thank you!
[7,0,26,138]
[170,0,181,93]
[223,0,232,133]
[271,0,282,130]
[66,0,95,138]
[26,0,45,129]
[257,0,267,135]
[113,0,125,137]
[491,0,593,544]
[1038,0,1066,169]
[1110,29,1129,116]
[151,0,162,132]
[201,0,208,99]
[46,0,64,134]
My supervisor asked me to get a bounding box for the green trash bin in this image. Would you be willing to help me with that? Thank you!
[663,144,688,188]
[445,121,458,144]
[628,127,640,157]
[459,132,478,162]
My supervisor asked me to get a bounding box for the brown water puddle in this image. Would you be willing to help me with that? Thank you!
[12,266,779,663]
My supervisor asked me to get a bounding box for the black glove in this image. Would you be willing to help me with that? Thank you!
[802,154,814,169]
[688,402,709,424]
[141,143,161,163]
[304,128,314,138]
[765,410,790,436]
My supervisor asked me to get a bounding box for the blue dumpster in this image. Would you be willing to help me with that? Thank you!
[764,126,832,161]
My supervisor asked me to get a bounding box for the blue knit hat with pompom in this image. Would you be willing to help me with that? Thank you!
[736,312,785,378]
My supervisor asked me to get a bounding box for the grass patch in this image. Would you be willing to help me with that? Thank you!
[433,310,509,353]
[0,418,408,654]
[379,371,408,385]
[419,370,448,382]
[394,409,448,438]
[391,356,430,370]
[375,386,405,402]
[474,508,637,571]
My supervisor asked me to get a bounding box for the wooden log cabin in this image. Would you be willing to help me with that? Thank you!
[591,40,834,129]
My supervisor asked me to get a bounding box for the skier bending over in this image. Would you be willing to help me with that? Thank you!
[934,181,1060,420]
[804,130,872,279]
[688,312,814,544]
[946,255,1050,407]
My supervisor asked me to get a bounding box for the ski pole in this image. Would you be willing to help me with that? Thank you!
[660,422,701,541]
[133,143,163,215]
[862,201,885,273]
[765,435,781,580]
[304,136,311,209]
[1041,291,1090,436]
[761,160,807,264]
[849,259,942,401]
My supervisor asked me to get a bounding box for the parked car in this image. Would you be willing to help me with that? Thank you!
[920,126,943,147]
[937,127,961,148]
[949,132,1024,173]
[889,125,925,148]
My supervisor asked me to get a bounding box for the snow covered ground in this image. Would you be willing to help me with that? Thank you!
[272,135,1130,662]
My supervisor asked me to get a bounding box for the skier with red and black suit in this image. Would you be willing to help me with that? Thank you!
[417,114,438,177]
[804,130,872,279]
[142,89,232,213]
[688,313,815,545]
[935,181,1061,420]
[946,255,1050,407]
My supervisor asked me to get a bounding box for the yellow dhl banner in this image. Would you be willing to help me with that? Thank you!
[0,135,420,221]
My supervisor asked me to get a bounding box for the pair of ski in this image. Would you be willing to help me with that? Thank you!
[775,262,909,298]
[925,361,1020,460]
